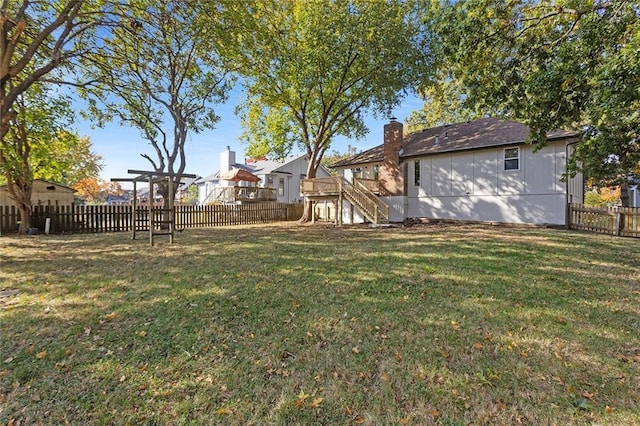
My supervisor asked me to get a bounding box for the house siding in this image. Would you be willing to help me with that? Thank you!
[0,180,75,207]
[406,141,570,225]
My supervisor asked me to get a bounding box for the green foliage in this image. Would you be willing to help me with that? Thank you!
[427,1,640,185]
[33,133,103,186]
[407,78,487,133]
[584,191,606,207]
[79,0,232,178]
[210,0,430,179]
[0,85,101,187]
[1,0,115,142]
[183,184,199,205]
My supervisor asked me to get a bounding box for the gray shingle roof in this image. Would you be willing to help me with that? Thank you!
[331,118,579,168]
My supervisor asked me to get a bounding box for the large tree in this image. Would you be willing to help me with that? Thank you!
[0,84,101,233]
[80,0,232,202]
[406,77,487,133]
[210,0,430,221]
[1,0,116,232]
[427,0,640,188]
[1,0,115,142]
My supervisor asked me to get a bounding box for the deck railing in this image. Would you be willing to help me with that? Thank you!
[301,177,341,194]
[343,178,389,224]
[301,177,388,224]
[354,178,380,193]
[202,186,277,204]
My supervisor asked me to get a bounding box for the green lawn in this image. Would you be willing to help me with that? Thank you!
[1,223,639,425]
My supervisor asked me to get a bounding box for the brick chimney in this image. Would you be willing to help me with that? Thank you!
[379,118,404,196]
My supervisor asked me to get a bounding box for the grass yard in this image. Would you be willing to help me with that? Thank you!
[1,223,639,425]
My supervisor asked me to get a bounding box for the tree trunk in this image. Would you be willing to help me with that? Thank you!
[5,177,33,234]
[17,202,32,234]
[620,182,630,207]
[298,156,318,223]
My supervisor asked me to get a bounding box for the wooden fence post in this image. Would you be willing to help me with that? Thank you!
[615,211,622,236]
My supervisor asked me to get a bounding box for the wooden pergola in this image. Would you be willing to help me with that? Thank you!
[112,169,197,246]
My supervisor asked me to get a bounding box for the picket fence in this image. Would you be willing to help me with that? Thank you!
[568,203,640,238]
[0,203,304,234]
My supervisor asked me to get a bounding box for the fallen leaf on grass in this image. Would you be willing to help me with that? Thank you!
[309,397,324,408]
[429,409,440,417]
[216,407,232,415]
[581,390,594,400]
[473,342,483,350]
[35,351,47,359]
[296,390,310,408]
[605,405,614,414]
[451,320,460,330]
[353,415,365,424]
[105,312,118,320]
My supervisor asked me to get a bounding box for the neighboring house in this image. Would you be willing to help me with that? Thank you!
[0,179,75,207]
[328,117,584,226]
[197,147,331,204]
[628,184,639,208]
[105,194,131,205]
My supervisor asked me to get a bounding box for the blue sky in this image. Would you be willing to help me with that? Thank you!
[74,90,424,186]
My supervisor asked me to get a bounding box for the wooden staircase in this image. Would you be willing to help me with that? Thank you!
[341,178,389,224]
[301,177,389,224]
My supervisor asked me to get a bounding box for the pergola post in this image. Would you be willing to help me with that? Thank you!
[112,169,196,246]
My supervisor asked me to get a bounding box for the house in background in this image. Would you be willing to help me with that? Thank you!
[0,179,75,207]
[628,183,639,208]
[304,117,584,226]
[197,147,331,205]
[175,176,201,205]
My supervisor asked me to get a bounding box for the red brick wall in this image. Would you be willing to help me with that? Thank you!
[379,120,404,196]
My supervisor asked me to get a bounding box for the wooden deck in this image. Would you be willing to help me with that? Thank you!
[203,186,277,204]
[301,177,380,196]
[301,177,388,224]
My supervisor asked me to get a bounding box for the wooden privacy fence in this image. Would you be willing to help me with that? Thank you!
[0,203,304,234]
[568,203,640,238]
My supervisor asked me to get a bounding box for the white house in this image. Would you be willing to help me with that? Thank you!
[330,117,584,226]
[629,184,639,208]
[197,147,331,205]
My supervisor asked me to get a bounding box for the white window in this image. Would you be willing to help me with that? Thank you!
[278,178,285,196]
[504,147,520,171]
